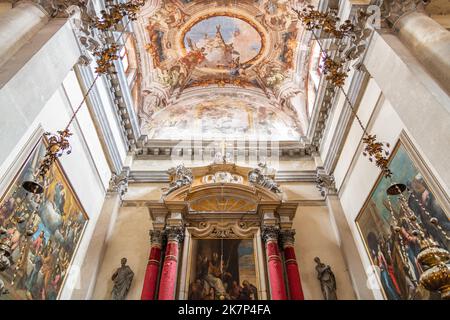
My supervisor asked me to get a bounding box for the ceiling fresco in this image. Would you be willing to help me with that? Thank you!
[144,0,301,91]
[134,0,311,141]
[183,15,263,71]
[141,93,303,141]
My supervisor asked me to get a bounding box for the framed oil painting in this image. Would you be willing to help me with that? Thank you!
[356,132,450,300]
[0,137,88,300]
[187,238,259,300]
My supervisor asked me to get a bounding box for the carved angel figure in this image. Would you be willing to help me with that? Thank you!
[162,164,193,196]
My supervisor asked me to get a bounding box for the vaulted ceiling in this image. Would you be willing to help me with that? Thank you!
[133,0,312,142]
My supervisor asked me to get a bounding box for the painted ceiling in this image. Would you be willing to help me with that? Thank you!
[141,93,303,140]
[134,0,310,141]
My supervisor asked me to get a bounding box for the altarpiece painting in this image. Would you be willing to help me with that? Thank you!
[188,238,259,300]
[0,138,88,300]
[356,134,450,300]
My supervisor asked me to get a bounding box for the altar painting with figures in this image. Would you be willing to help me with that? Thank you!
[356,137,450,300]
[0,138,88,300]
[188,239,258,300]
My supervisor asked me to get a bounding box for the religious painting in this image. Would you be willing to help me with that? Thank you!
[188,239,258,300]
[356,136,450,300]
[182,14,263,74]
[0,138,88,300]
[141,95,301,141]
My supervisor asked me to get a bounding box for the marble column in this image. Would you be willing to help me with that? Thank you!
[262,225,287,300]
[157,226,184,300]
[140,230,163,300]
[378,1,450,93]
[396,12,450,94]
[280,230,304,300]
[0,1,49,67]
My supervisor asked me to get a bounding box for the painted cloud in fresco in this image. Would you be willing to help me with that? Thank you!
[141,96,301,141]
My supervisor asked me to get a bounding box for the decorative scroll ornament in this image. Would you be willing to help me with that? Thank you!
[261,225,280,243]
[210,227,237,239]
[202,172,243,185]
[248,163,281,194]
[162,164,193,196]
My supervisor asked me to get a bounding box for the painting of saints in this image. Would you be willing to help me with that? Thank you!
[357,139,449,300]
[188,239,259,300]
[0,138,88,300]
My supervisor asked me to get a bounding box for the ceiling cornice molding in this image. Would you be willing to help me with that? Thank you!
[128,169,318,183]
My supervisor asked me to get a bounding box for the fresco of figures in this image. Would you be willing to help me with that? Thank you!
[141,95,302,141]
[143,2,299,91]
[188,239,258,300]
[183,15,262,73]
[0,139,88,300]
[356,141,449,300]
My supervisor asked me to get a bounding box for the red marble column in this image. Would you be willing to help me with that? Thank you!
[141,230,163,300]
[281,230,304,300]
[262,226,287,300]
[157,226,184,300]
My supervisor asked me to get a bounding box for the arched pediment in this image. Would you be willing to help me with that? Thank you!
[164,182,281,213]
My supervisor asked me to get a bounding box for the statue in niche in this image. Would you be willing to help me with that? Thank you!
[111,258,134,300]
[314,257,337,300]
